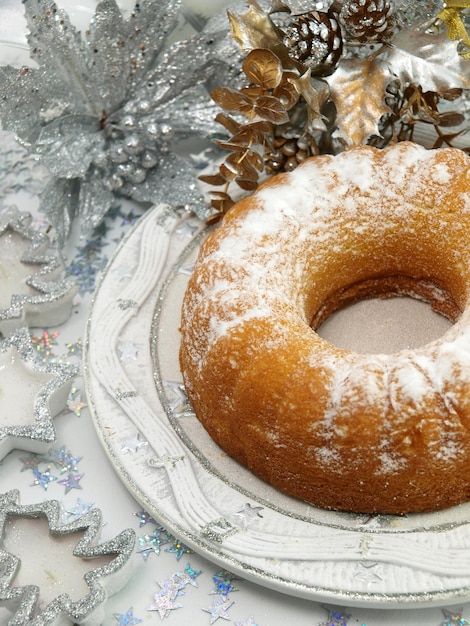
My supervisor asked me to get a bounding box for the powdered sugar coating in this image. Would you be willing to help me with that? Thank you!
[180,142,470,513]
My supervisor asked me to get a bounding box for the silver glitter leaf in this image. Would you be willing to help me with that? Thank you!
[0,489,136,626]
[388,29,470,94]
[0,0,232,244]
[0,327,77,459]
[35,115,103,178]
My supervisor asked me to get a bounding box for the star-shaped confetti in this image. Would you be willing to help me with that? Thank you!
[117,340,139,360]
[318,607,352,626]
[137,527,171,560]
[211,571,239,597]
[30,330,60,363]
[65,388,87,417]
[235,618,258,626]
[113,607,142,626]
[175,563,203,588]
[62,498,94,524]
[65,339,83,359]
[232,503,264,528]
[120,432,148,454]
[147,588,183,619]
[203,595,234,624]
[30,467,58,490]
[440,608,470,625]
[58,472,84,494]
[18,453,41,472]
[133,509,158,527]
[165,537,193,560]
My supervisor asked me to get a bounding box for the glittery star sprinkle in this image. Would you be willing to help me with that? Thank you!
[147,588,183,619]
[318,607,352,626]
[42,446,82,473]
[137,527,171,560]
[66,239,109,294]
[31,467,57,490]
[113,607,142,625]
[202,595,234,624]
[62,498,94,524]
[30,330,60,363]
[235,618,258,626]
[176,563,203,588]
[133,509,158,527]
[440,608,470,625]
[211,570,239,597]
[232,503,264,528]
[18,453,41,472]
[121,209,141,227]
[120,432,148,454]
[117,340,139,360]
[113,264,135,280]
[58,472,84,494]
[165,537,193,560]
[65,339,83,359]
[65,388,87,417]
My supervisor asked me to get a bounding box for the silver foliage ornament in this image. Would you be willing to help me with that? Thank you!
[0,0,231,246]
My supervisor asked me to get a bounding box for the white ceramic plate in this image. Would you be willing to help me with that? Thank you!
[85,204,470,609]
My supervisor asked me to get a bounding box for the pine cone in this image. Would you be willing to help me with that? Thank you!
[283,11,343,76]
[338,0,396,43]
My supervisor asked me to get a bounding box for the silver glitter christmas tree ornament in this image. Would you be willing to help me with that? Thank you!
[0,205,78,335]
[0,489,136,626]
[0,0,233,246]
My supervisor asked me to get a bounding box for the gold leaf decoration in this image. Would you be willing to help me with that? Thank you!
[242,49,283,90]
[327,57,392,145]
[289,70,330,132]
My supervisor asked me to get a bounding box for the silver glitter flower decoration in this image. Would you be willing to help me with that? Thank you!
[0,206,77,335]
[0,0,231,246]
[0,489,136,626]
[0,327,77,459]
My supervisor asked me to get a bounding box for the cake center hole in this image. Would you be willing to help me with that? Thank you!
[316,296,453,354]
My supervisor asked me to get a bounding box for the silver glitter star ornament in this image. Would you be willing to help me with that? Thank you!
[0,327,77,460]
[0,0,230,246]
[0,489,136,626]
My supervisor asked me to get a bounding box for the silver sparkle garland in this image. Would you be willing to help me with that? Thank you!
[0,0,237,247]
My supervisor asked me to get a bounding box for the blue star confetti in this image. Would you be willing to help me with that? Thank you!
[318,607,352,626]
[18,453,41,472]
[66,238,109,294]
[440,608,470,625]
[137,527,171,561]
[211,571,239,597]
[113,607,142,626]
[31,467,57,490]
[120,432,148,454]
[133,509,158,527]
[166,537,193,561]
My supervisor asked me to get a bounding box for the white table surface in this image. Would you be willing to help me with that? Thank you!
[1,1,470,625]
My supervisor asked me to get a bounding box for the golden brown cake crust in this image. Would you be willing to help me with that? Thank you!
[179,142,470,514]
